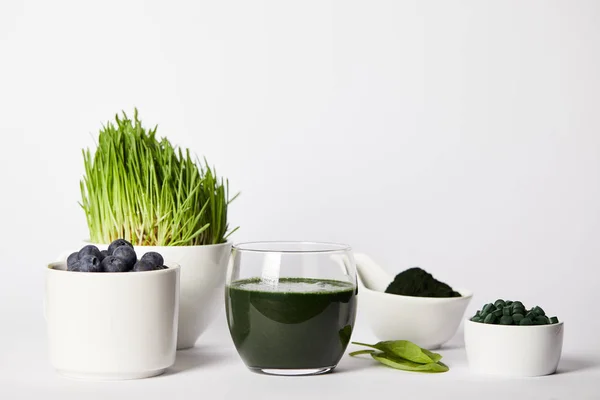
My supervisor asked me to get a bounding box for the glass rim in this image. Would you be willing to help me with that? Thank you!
[232,241,352,254]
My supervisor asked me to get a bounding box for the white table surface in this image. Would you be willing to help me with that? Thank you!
[2,305,598,400]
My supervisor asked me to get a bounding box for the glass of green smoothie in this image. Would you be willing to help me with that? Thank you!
[226,241,358,376]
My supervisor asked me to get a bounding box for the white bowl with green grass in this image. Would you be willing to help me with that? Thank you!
[75,110,238,349]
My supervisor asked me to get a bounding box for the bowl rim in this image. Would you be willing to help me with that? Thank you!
[84,240,232,249]
[361,285,473,302]
[47,261,180,275]
[465,318,564,328]
[232,241,352,254]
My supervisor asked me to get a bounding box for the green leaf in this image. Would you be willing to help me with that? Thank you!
[352,340,441,364]
[422,349,443,363]
[349,349,376,357]
[370,352,449,373]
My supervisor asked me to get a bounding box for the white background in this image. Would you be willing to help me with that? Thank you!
[1,1,599,398]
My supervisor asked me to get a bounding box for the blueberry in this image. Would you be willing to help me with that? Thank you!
[101,255,131,272]
[67,252,79,269]
[108,239,133,255]
[78,245,103,260]
[113,245,137,268]
[132,260,157,272]
[67,260,81,272]
[79,255,102,272]
[140,252,164,268]
[100,249,110,259]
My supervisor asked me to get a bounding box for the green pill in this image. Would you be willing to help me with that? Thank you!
[483,313,496,324]
[474,300,559,327]
[512,301,524,309]
[533,306,545,316]
[526,311,536,320]
[513,313,524,323]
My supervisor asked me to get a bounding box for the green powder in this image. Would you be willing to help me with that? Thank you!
[385,267,461,298]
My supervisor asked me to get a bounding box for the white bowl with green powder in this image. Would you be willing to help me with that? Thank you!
[355,253,472,349]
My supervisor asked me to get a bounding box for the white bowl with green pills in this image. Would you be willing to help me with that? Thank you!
[464,299,564,377]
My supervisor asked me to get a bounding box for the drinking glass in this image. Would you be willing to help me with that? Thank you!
[225,241,358,376]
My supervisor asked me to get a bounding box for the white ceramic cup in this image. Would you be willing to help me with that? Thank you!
[45,261,180,380]
[464,319,564,377]
[63,242,231,349]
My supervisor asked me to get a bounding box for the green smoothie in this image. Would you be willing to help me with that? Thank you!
[226,277,357,371]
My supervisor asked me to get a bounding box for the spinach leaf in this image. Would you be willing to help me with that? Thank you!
[370,352,449,373]
[350,340,449,373]
[348,349,376,357]
[422,348,443,363]
[352,341,442,364]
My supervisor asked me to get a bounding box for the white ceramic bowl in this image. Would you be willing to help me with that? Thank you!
[464,319,564,377]
[359,284,473,349]
[61,241,231,349]
[45,261,180,380]
[355,253,472,349]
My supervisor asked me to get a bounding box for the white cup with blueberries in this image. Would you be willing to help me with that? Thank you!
[45,239,180,380]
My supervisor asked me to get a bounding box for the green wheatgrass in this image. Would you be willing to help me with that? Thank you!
[80,109,239,246]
